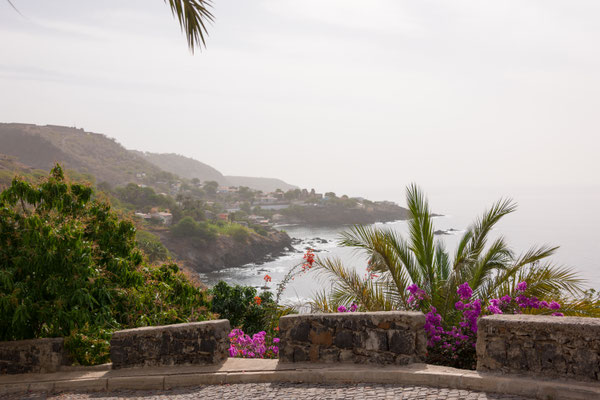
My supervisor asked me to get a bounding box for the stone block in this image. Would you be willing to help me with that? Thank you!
[279,311,425,365]
[477,314,600,382]
[0,337,69,374]
[110,320,230,369]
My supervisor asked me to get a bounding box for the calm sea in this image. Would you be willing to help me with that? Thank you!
[202,185,600,304]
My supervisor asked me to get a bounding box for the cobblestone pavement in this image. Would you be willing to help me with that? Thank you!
[4,383,532,400]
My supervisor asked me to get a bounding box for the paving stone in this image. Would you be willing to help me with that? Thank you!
[0,383,533,400]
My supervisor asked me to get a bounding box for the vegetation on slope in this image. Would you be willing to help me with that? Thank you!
[0,166,212,364]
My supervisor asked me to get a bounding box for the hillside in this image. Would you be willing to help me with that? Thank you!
[139,152,298,192]
[0,123,298,193]
[0,123,173,187]
[225,176,297,192]
[136,152,227,184]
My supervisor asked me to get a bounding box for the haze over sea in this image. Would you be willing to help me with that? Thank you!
[203,184,600,303]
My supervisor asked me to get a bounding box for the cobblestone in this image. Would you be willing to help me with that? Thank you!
[2,383,532,400]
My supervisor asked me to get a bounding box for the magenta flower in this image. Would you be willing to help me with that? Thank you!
[457,282,473,300]
[549,301,561,310]
[487,305,503,314]
[337,305,348,313]
[516,281,527,292]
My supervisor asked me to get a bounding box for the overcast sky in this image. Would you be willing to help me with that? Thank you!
[1,0,599,199]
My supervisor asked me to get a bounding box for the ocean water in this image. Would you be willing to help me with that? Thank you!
[201,185,600,304]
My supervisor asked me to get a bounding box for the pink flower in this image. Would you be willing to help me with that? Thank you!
[457,282,473,300]
[516,281,527,292]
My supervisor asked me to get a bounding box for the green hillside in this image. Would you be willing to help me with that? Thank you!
[0,123,176,187]
[225,176,297,192]
[136,151,227,184]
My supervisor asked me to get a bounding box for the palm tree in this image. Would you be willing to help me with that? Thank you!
[6,0,214,53]
[312,184,598,319]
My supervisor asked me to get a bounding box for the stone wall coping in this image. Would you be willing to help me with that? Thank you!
[279,311,425,329]
[280,311,425,320]
[479,314,600,329]
[111,320,230,336]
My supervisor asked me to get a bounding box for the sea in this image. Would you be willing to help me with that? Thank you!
[201,185,600,305]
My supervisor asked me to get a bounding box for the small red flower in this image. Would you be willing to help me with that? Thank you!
[302,249,315,271]
[254,296,262,305]
[264,274,272,282]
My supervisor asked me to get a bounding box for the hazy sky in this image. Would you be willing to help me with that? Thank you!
[1,0,599,199]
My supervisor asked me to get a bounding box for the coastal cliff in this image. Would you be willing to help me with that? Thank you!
[280,204,410,226]
[155,229,292,274]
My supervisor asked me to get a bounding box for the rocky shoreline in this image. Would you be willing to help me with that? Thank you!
[281,205,410,226]
[155,230,292,274]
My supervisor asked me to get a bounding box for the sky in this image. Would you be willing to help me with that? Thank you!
[1,0,599,200]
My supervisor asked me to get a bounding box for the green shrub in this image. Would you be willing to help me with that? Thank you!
[171,216,217,241]
[64,324,111,366]
[136,230,170,263]
[228,224,250,243]
[209,281,275,335]
[0,165,213,363]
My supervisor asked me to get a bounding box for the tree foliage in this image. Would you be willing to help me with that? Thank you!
[0,165,212,346]
[209,281,276,335]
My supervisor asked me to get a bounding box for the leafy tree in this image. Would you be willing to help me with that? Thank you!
[203,180,219,196]
[171,216,217,240]
[114,183,174,211]
[136,230,171,263]
[0,166,212,349]
[312,184,595,320]
[209,281,275,335]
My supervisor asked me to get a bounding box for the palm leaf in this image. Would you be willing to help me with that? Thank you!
[164,0,214,52]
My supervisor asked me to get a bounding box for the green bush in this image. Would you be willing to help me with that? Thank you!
[209,281,275,335]
[64,324,111,366]
[228,224,250,243]
[136,230,170,263]
[171,216,217,241]
[0,165,213,363]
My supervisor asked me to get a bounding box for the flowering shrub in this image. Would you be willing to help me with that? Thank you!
[209,281,276,335]
[337,303,358,313]
[228,329,279,359]
[409,281,564,369]
[302,249,316,271]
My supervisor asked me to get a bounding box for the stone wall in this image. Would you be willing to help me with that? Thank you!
[477,314,600,381]
[279,311,426,365]
[0,337,69,374]
[110,320,230,369]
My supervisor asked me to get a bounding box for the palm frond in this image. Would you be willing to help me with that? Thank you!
[164,0,214,52]
[313,257,393,311]
[457,198,517,269]
[405,184,436,291]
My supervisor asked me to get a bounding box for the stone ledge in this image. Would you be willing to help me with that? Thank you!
[110,320,230,369]
[477,315,600,382]
[0,337,69,375]
[1,359,599,400]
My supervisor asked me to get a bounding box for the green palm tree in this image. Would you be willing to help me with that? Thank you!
[312,184,598,319]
